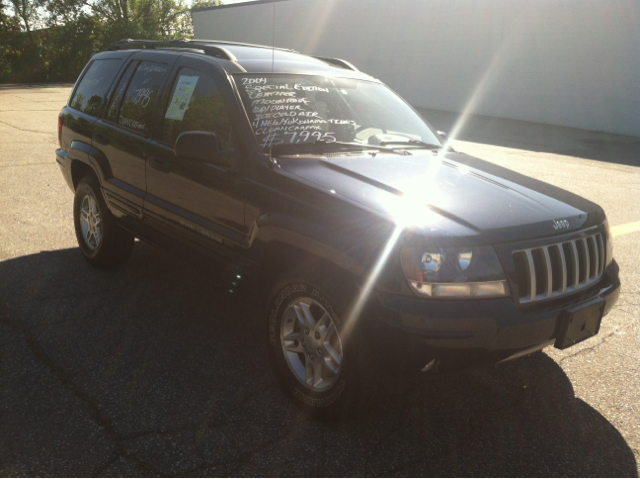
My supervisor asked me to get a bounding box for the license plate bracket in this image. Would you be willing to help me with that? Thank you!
[554,299,605,350]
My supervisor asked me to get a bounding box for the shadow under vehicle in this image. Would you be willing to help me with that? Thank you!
[0,247,636,476]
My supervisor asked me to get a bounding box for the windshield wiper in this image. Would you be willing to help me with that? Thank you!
[270,140,398,153]
[378,139,443,150]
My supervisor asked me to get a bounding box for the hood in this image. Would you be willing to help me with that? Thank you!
[277,151,600,241]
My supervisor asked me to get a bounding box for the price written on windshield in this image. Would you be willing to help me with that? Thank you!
[239,76,353,148]
[286,131,336,144]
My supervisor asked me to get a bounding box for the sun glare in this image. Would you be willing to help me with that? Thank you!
[438,12,527,156]
[342,223,403,342]
[341,156,450,339]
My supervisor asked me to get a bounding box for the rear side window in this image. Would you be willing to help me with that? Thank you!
[116,61,169,134]
[162,67,233,149]
[69,59,122,116]
[106,61,138,122]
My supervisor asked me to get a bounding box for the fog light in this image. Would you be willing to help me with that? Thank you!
[409,280,508,298]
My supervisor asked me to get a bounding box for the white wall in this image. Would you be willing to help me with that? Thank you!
[194,0,640,137]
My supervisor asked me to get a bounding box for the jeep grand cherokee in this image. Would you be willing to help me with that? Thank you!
[56,38,620,418]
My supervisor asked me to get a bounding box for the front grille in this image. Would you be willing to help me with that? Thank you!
[512,233,604,304]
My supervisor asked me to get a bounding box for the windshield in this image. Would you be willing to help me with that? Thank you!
[234,74,442,151]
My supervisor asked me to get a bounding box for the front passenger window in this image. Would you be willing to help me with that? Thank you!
[162,67,233,150]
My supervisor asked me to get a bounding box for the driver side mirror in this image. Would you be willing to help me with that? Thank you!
[175,131,236,169]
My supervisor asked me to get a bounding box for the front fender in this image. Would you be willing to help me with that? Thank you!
[250,212,397,278]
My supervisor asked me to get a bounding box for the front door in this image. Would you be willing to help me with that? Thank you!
[144,58,248,265]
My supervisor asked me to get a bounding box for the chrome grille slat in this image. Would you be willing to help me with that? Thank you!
[570,240,579,290]
[524,249,536,301]
[596,234,605,276]
[543,246,553,298]
[556,243,568,293]
[582,238,590,286]
[514,233,603,304]
[588,235,598,280]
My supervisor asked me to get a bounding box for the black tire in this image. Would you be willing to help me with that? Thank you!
[266,268,373,419]
[73,173,134,268]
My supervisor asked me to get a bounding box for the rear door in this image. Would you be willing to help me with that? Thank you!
[144,56,248,263]
[90,52,177,223]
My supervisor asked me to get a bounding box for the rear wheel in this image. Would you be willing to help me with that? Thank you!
[266,270,372,419]
[73,174,134,268]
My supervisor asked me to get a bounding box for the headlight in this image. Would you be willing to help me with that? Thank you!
[603,219,613,267]
[400,245,509,298]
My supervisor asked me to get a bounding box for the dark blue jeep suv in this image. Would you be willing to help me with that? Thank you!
[56,39,620,418]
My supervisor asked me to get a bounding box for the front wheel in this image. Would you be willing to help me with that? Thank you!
[73,174,134,268]
[266,274,372,419]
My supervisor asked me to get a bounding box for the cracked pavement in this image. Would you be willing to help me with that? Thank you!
[1,85,639,476]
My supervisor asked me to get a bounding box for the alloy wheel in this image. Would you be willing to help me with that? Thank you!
[280,297,344,392]
[79,193,102,250]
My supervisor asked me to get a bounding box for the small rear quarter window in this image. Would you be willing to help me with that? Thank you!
[70,59,122,116]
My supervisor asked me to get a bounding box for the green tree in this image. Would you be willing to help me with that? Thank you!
[45,0,90,25]
[0,0,22,79]
[0,0,223,82]
[7,0,41,32]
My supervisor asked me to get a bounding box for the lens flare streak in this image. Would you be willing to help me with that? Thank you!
[342,224,403,341]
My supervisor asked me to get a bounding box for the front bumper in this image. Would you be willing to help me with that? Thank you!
[370,260,620,371]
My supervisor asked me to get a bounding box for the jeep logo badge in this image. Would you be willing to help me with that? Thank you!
[552,219,570,230]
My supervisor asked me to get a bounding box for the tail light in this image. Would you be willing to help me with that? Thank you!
[58,112,64,148]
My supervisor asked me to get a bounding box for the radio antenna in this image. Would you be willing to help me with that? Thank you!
[268,0,276,166]
[271,0,276,72]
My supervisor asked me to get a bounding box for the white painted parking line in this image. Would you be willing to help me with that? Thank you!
[611,221,640,237]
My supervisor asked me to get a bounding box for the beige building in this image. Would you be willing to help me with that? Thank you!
[193,0,640,137]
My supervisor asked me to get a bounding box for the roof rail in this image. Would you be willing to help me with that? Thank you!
[107,38,238,62]
[190,38,297,53]
[313,56,359,71]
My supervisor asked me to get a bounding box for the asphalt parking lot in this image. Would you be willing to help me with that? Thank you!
[1,84,639,476]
